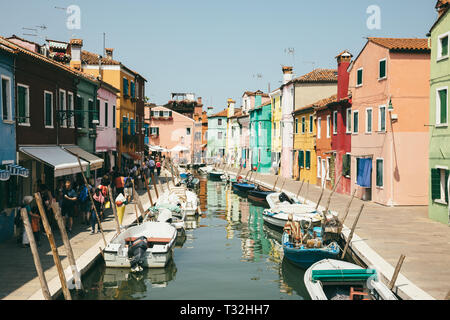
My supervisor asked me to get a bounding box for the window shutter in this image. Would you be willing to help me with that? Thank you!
[305,151,311,169]
[357,69,363,85]
[342,154,350,177]
[376,159,383,187]
[379,60,386,79]
[299,150,304,168]
[169,111,172,117]
[431,169,441,200]
[446,170,449,203]
[439,89,447,124]
[442,36,449,57]
[156,127,159,136]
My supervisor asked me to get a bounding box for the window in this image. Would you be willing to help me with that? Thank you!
[163,110,169,117]
[326,157,331,180]
[89,99,95,129]
[342,153,351,177]
[150,127,159,136]
[346,108,352,133]
[1,76,12,121]
[59,90,66,127]
[123,78,129,96]
[431,167,449,204]
[333,111,338,135]
[17,84,30,125]
[357,68,363,87]
[67,92,74,128]
[438,33,449,61]
[299,150,304,168]
[317,156,322,177]
[366,108,372,133]
[379,105,386,132]
[130,81,135,98]
[44,91,53,127]
[326,115,331,138]
[218,131,223,139]
[295,118,298,134]
[76,95,83,128]
[104,102,108,127]
[379,59,387,80]
[302,116,306,133]
[309,115,313,133]
[353,110,359,134]
[437,88,448,126]
[258,122,262,137]
[305,150,311,169]
[376,159,384,187]
[317,117,321,139]
[113,105,116,128]
[218,118,222,126]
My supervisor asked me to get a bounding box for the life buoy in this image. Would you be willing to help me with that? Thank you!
[237,175,243,183]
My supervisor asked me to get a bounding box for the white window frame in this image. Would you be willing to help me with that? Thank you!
[365,107,373,134]
[436,87,448,127]
[326,115,331,138]
[67,92,74,128]
[437,32,450,62]
[17,83,30,126]
[376,158,384,188]
[353,110,359,134]
[317,117,321,139]
[378,105,386,132]
[317,156,322,178]
[59,89,67,127]
[346,108,352,133]
[356,68,363,87]
[44,90,54,128]
[378,58,387,81]
[435,166,449,204]
[309,115,313,133]
[1,75,12,122]
[333,111,338,135]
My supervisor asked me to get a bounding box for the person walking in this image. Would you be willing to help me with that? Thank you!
[91,188,104,234]
[62,180,77,233]
[124,172,133,203]
[115,172,125,198]
[156,159,162,176]
[149,157,155,177]
[29,206,41,246]
[78,182,91,225]
[20,196,33,248]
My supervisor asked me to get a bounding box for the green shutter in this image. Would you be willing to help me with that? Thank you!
[376,159,383,187]
[45,93,52,126]
[431,169,441,200]
[342,154,350,177]
[18,86,26,122]
[442,36,449,57]
[439,89,447,124]
[379,60,386,79]
[299,151,304,168]
[357,69,363,85]
[354,112,358,133]
[446,170,449,203]
[305,151,311,169]
[380,107,386,131]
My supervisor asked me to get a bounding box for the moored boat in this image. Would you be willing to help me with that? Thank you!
[248,186,275,206]
[262,208,323,229]
[232,182,256,194]
[304,259,398,300]
[208,170,225,180]
[103,221,177,269]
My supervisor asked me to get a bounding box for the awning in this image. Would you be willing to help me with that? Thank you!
[123,152,141,161]
[147,144,168,152]
[62,145,104,170]
[19,146,89,177]
[170,145,190,152]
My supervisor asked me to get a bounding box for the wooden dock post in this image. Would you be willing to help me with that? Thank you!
[151,173,159,199]
[272,175,280,191]
[303,181,310,204]
[324,175,342,214]
[296,179,305,200]
[34,192,72,300]
[107,186,121,234]
[76,156,106,246]
[132,179,145,219]
[47,194,82,290]
[279,178,286,192]
[20,207,51,300]
[143,173,154,207]
[341,204,365,260]
[315,166,329,210]
[340,189,357,225]
[389,254,406,290]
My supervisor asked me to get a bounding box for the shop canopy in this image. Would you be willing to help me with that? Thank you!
[147,144,168,152]
[123,152,141,161]
[170,145,190,152]
[19,146,89,177]
[62,145,104,171]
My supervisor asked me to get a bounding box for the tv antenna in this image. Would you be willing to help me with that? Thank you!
[303,61,316,70]
[285,47,295,66]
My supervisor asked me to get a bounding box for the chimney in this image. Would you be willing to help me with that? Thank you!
[335,50,353,101]
[436,0,449,17]
[282,66,293,84]
[207,106,214,116]
[105,48,114,59]
[254,90,263,108]
[227,98,235,118]
[69,38,83,71]
[195,97,203,115]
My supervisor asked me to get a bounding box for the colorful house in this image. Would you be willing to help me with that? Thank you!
[280,66,295,178]
[249,100,272,173]
[292,104,317,185]
[226,99,241,167]
[349,37,430,205]
[207,108,227,161]
[270,88,282,174]
[428,0,450,223]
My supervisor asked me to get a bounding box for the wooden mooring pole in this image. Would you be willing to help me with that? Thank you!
[132,179,145,219]
[315,165,329,210]
[341,204,365,260]
[20,207,51,300]
[324,174,342,214]
[280,178,286,192]
[151,173,159,199]
[389,254,406,290]
[107,186,121,234]
[340,189,357,225]
[34,193,72,300]
[272,175,280,191]
[296,179,305,200]
[142,173,154,207]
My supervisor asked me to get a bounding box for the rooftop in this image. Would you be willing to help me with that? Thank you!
[367,37,430,52]
[290,68,338,84]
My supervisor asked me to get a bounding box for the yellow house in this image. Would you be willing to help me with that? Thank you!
[292,105,317,184]
[80,48,146,169]
[270,88,282,173]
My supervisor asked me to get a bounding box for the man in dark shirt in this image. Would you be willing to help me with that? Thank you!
[62,180,78,233]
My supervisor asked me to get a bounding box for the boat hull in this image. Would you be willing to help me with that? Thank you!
[232,183,256,194]
[248,189,274,206]
[208,172,224,180]
[104,248,174,268]
[283,246,340,269]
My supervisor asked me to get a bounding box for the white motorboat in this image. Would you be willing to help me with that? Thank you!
[156,208,186,234]
[262,208,323,229]
[104,221,177,268]
[155,189,199,216]
[266,192,317,212]
[198,165,214,175]
[304,259,398,300]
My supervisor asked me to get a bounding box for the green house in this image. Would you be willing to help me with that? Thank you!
[249,98,272,173]
[428,0,450,224]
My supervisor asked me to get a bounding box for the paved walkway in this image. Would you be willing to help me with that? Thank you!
[0,173,172,300]
[226,167,450,300]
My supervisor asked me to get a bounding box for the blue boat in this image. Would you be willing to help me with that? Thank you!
[180,173,189,179]
[247,187,275,206]
[232,182,256,194]
[282,228,340,269]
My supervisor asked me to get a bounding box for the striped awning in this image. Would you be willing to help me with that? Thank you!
[62,145,104,170]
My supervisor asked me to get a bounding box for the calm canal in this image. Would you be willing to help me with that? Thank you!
[73,176,311,300]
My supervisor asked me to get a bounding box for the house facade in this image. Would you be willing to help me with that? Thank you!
[428,1,450,223]
[349,37,430,206]
[249,100,272,173]
[226,99,241,167]
[207,108,227,161]
[270,88,282,174]
[280,66,295,178]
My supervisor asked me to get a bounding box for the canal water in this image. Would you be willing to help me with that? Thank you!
[73,176,311,300]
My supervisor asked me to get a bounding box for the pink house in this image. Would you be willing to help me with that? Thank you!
[146,105,195,164]
[349,38,430,206]
[95,81,119,172]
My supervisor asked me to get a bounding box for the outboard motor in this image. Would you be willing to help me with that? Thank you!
[279,192,294,204]
[128,236,148,272]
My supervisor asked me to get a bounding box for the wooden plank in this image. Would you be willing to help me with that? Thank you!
[20,207,51,300]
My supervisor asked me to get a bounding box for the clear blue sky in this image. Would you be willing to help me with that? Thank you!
[0,0,437,112]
